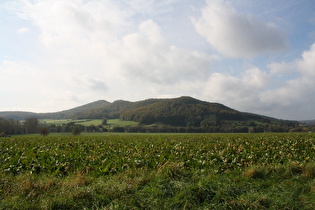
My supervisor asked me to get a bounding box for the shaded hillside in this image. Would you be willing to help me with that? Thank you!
[40,98,165,120]
[41,100,110,119]
[106,98,162,117]
[119,96,269,127]
[0,100,110,120]
[300,120,315,125]
[0,99,162,120]
[0,111,39,120]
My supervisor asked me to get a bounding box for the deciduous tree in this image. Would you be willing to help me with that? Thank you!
[24,118,39,133]
[39,127,49,136]
[72,126,81,136]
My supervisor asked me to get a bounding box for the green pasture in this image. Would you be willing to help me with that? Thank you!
[76,119,103,126]
[40,119,74,125]
[40,118,138,127]
[107,119,139,127]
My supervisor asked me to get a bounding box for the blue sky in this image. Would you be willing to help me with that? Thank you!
[0,0,315,120]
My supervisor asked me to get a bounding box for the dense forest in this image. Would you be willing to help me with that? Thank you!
[120,97,257,126]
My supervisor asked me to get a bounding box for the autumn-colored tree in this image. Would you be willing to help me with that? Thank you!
[39,127,49,136]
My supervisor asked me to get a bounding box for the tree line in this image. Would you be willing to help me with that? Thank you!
[1,116,315,136]
[114,122,315,133]
[0,117,109,136]
[0,117,40,136]
[35,121,315,134]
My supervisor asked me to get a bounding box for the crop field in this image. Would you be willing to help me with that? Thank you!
[1,133,315,209]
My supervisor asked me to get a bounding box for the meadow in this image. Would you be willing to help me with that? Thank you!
[41,118,138,127]
[1,133,315,209]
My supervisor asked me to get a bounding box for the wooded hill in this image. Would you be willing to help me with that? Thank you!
[119,96,274,127]
[1,96,291,128]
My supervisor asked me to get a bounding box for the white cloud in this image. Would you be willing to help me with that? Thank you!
[0,59,110,112]
[297,43,315,77]
[259,75,315,120]
[13,0,133,50]
[203,68,268,109]
[192,0,289,58]
[0,60,53,111]
[126,0,179,15]
[268,62,296,75]
[202,43,315,120]
[263,43,315,106]
[17,27,29,33]
[3,0,217,108]
[112,19,216,84]
[242,67,268,89]
[13,0,213,86]
[73,75,109,93]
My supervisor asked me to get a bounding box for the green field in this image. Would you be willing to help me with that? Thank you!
[75,119,138,127]
[41,118,138,127]
[1,133,315,209]
[40,119,75,125]
[107,119,139,127]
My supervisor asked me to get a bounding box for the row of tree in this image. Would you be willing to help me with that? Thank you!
[107,123,315,133]
[0,117,104,137]
[1,116,315,136]
[0,117,39,136]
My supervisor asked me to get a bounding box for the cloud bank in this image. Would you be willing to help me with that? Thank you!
[192,0,289,58]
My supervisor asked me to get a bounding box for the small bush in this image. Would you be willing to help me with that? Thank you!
[242,167,266,179]
[157,162,187,180]
[71,126,81,136]
[289,162,303,175]
[303,163,315,179]
[39,127,49,136]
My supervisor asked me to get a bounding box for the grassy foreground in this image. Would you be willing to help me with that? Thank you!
[1,133,315,209]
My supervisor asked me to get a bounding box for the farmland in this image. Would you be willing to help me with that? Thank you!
[1,133,315,209]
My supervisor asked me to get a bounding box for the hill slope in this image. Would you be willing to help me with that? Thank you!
[0,96,281,127]
[119,96,269,127]
[0,100,110,120]
[43,100,110,119]
[0,111,39,120]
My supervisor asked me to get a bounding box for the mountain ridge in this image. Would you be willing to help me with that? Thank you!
[0,96,301,123]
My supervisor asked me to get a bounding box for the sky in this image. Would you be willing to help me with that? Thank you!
[0,0,315,120]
